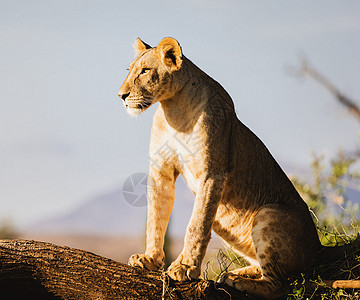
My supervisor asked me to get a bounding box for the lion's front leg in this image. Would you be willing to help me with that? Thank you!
[166,175,225,281]
[129,167,177,271]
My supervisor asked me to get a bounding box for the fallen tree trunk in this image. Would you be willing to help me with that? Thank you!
[0,240,246,300]
[2,239,360,299]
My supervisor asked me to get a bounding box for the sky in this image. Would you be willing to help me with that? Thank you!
[1,0,360,229]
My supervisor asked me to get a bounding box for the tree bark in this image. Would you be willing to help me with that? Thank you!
[0,239,246,300]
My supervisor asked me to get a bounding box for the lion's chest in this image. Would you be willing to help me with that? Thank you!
[163,128,204,193]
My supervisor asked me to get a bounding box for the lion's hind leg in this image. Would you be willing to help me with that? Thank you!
[219,204,320,298]
[220,273,287,299]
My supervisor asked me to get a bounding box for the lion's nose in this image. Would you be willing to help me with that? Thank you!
[119,92,130,101]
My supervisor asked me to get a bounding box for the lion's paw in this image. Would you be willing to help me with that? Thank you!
[128,254,162,271]
[166,261,200,281]
[218,271,240,286]
[219,266,262,282]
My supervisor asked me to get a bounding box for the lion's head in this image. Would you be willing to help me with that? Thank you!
[118,37,183,116]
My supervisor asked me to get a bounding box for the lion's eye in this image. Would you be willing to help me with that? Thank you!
[140,68,150,75]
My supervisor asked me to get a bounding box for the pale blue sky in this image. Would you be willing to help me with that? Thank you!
[1,0,360,228]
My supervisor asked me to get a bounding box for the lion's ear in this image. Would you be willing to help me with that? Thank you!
[156,37,183,71]
[133,37,152,56]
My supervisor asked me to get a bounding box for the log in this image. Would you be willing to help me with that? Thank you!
[327,280,360,289]
[306,280,360,290]
[0,239,246,300]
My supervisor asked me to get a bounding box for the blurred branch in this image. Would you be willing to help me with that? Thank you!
[295,57,360,122]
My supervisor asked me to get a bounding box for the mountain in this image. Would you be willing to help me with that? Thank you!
[28,176,195,237]
[28,172,360,237]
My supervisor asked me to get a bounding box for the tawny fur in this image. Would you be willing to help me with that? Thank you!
[118,37,337,299]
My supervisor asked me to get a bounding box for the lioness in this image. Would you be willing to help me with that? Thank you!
[118,37,344,298]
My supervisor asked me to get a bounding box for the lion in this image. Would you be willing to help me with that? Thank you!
[118,37,349,298]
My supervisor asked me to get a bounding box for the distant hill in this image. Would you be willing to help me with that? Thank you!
[28,176,195,237]
[28,173,360,237]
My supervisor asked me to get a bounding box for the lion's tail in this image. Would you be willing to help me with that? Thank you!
[313,235,360,279]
